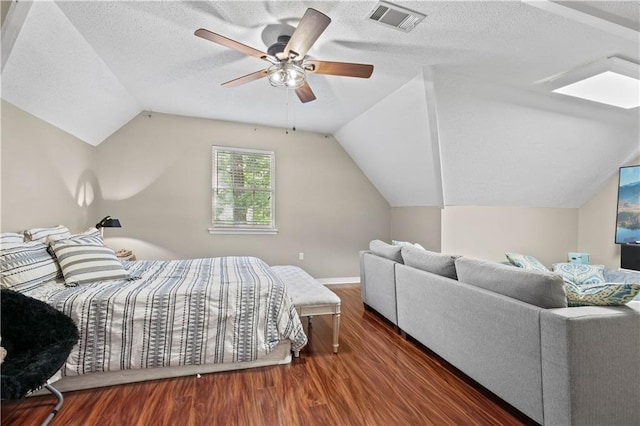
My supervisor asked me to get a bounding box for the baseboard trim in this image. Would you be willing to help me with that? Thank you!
[316,277,360,285]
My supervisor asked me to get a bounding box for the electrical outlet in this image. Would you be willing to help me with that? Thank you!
[298,252,304,261]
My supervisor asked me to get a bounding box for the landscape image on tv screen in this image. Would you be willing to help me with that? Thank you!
[615,165,640,244]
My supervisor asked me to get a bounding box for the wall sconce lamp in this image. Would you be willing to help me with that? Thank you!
[96,216,121,237]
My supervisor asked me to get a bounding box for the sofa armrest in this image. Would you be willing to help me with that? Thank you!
[360,251,398,325]
[540,302,640,426]
[359,250,371,303]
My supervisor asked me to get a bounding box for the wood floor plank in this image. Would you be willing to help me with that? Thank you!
[1,285,534,425]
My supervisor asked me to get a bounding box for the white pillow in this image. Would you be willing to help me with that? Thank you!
[24,225,70,243]
[46,227,101,244]
[0,242,62,289]
[0,233,24,246]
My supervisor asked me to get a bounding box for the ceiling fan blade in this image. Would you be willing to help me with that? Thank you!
[221,69,268,88]
[284,9,331,59]
[305,60,374,78]
[195,28,268,61]
[295,81,317,103]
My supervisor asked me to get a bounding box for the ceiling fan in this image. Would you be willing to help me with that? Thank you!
[195,8,374,103]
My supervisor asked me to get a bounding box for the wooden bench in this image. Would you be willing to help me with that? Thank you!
[271,266,341,357]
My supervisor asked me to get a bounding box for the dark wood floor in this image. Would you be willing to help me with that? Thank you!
[2,285,534,426]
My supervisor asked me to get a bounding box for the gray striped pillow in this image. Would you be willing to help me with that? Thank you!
[0,233,25,246]
[24,225,70,243]
[1,242,62,289]
[50,236,130,286]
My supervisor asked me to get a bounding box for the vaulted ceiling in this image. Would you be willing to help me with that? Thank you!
[2,1,639,208]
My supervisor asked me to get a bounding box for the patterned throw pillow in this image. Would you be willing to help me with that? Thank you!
[505,253,549,272]
[0,242,62,289]
[50,235,129,286]
[552,263,605,285]
[564,281,640,306]
[24,225,70,243]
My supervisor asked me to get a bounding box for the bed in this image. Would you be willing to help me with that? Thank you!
[2,229,307,392]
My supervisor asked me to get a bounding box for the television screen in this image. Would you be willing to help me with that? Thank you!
[615,165,640,244]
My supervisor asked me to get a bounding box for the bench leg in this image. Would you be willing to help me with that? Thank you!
[332,313,340,354]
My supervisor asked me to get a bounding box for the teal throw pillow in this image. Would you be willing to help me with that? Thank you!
[552,263,605,285]
[505,253,549,272]
[564,281,640,306]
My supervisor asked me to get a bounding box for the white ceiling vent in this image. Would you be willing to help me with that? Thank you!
[366,1,426,32]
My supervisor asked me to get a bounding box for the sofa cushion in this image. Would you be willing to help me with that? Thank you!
[369,240,403,263]
[401,245,458,280]
[564,281,640,306]
[552,263,605,285]
[455,257,567,308]
[505,252,549,272]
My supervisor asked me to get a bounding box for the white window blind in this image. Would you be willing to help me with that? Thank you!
[210,146,276,234]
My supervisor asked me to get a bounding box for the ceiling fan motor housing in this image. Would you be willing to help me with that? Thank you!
[267,35,292,58]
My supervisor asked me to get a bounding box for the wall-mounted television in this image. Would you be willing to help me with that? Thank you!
[615,165,640,244]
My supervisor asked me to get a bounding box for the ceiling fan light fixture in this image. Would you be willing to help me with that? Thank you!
[267,63,306,89]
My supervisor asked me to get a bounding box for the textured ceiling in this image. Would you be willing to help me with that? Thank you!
[2,1,639,208]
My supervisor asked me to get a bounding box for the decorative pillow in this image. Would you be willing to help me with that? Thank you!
[455,257,567,308]
[24,225,70,243]
[604,268,640,284]
[401,245,458,280]
[369,240,403,263]
[564,281,640,306]
[552,263,605,285]
[392,240,427,251]
[0,233,24,246]
[0,242,62,289]
[50,236,129,286]
[505,253,549,272]
[46,227,102,244]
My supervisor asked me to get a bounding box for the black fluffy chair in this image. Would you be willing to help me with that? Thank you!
[1,289,79,425]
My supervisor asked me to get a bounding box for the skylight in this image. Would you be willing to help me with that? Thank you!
[542,57,640,110]
[553,71,640,109]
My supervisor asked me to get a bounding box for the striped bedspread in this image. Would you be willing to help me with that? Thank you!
[18,256,307,376]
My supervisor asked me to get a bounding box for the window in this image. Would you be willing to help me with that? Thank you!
[210,146,276,234]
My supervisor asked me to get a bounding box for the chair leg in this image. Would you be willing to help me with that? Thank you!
[41,384,64,426]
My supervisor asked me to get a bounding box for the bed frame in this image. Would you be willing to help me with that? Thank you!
[31,341,291,394]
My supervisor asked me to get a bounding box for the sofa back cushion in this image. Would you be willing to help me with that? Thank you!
[369,240,403,263]
[455,257,567,308]
[401,245,458,280]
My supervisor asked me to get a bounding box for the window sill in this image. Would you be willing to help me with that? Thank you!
[208,228,278,235]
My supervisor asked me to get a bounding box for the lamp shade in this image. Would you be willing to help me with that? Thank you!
[96,216,121,229]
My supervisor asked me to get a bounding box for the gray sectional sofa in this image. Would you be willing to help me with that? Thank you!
[360,242,640,426]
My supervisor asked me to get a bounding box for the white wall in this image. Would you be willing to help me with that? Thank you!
[441,206,578,267]
[579,156,640,269]
[94,112,390,279]
[433,71,639,208]
[1,101,96,233]
[335,71,443,207]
